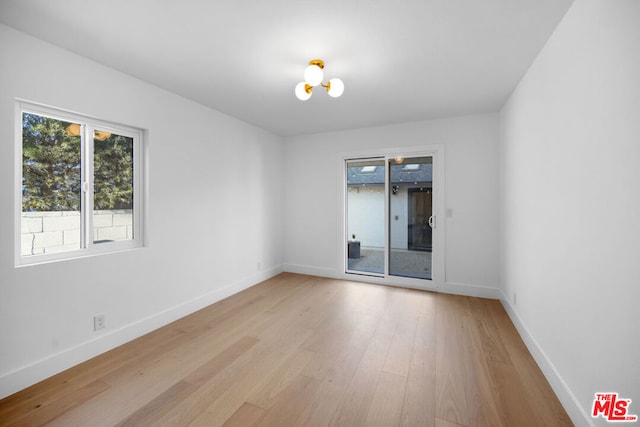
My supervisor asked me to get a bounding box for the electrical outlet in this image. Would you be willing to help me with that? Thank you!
[94,314,106,331]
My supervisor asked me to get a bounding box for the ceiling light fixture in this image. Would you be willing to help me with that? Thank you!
[295,59,344,101]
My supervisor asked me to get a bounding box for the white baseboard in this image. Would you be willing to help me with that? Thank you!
[441,281,502,299]
[284,264,501,299]
[499,292,593,427]
[283,263,340,279]
[0,265,283,400]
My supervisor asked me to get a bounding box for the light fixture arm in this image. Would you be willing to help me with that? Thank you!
[308,59,325,69]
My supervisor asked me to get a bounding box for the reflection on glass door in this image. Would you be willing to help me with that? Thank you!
[389,156,433,279]
[346,158,385,275]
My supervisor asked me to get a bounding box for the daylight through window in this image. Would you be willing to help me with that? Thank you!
[17,102,143,265]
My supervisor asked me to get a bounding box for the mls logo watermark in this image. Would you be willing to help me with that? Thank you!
[592,393,638,422]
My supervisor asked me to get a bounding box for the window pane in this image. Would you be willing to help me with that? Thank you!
[21,113,81,256]
[346,159,385,275]
[93,130,134,244]
[389,156,433,280]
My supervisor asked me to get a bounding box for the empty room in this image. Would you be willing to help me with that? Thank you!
[0,0,638,426]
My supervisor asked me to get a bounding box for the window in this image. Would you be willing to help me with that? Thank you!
[16,102,144,265]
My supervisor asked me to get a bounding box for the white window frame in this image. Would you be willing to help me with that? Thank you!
[15,101,145,266]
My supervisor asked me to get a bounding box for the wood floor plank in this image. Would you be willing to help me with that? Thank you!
[488,359,543,426]
[254,375,321,427]
[467,297,512,364]
[45,357,187,427]
[302,310,378,383]
[364,371,408,427]
[184,336,260,387]
[436,295,504,427]
[295,380,345,427]
[222,403,267,427]
[109,336,261,426]
[4,380,110,427]
[435,417,467,427]
[458,297,505,427]
[329,314,396,426]
[435,294,472,425]
[401,310,437,427]
[247,348,315,410]
[383,314,418,377]
[114,380,197,427]
[185,334,315,426]
[162,304,315,427]
[0,273,572,427]
[155,331,312,426]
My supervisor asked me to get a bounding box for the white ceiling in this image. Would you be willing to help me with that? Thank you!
[0,0,573,136]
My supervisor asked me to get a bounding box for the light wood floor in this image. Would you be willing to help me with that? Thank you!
[0,273,572,426]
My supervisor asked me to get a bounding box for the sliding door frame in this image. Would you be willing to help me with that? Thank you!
[338,145,445,291]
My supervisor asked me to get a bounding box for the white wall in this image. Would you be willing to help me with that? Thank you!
[284,114,500,292]
[499,1,640,425]
[0,25,284,398]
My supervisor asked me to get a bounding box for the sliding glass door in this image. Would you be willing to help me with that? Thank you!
[388,156,432,279]
[345,155,434,281]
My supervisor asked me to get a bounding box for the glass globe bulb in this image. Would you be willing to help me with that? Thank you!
[327,78,344,98]
[295,82,312,101]
[304,65,324,87]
